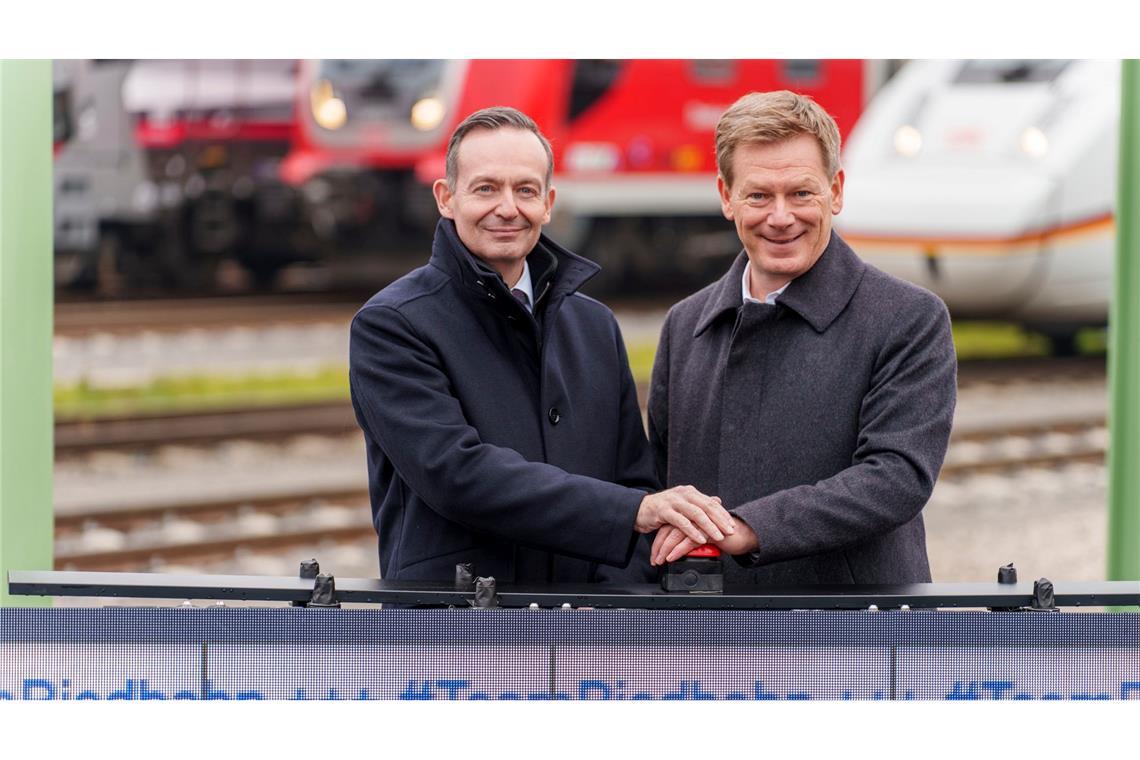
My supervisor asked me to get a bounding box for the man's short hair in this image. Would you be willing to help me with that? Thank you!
[444,106,555,191]
[715,90,842,187]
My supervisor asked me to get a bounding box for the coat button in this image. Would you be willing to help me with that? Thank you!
[548,407,561,425]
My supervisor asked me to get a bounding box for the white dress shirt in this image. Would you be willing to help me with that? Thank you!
[742,261,789,305]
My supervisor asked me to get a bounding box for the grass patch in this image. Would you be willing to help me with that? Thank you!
[55,367,350,421]
[626,321,1104,385]
[1075,327,1109,355]
[951,322,1051,360]
[627,341,659,385]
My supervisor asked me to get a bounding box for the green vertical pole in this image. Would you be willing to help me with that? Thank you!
[0,60,53,606]
[1108,59,1140,585]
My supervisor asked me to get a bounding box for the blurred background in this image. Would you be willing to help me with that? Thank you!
[49,59,1117,595]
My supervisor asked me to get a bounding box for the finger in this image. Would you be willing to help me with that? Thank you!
[650,528,675,564]
[704,499,736,535]
[666,537,699,563]
[678,488,734,537]
[658,528,689,564]
[664,511,707,545]
[652,527,683,565]
[679,502,725,542]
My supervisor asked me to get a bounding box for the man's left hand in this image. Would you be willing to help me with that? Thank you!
[650,517,759,566]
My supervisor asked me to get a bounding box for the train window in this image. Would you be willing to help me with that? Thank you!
[251,59,299,77]
[689,60,737,85]
[954,60,1071,84]
[318,60,446,117]
[567,60,624,122]
[782,60,821,85]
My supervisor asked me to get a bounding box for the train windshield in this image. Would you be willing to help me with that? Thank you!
[313,60,447,128]
[954,60,1071,84]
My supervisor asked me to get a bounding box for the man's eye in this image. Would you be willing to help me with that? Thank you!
[474,185,494,193]
[796,190,814,198]
[518,187,538,197]
[747,193,767,202]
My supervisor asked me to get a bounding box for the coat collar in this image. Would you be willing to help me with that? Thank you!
[694,230,866,337]
[429,218,600,301]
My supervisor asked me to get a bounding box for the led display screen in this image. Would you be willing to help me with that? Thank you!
[1,608,1137,700]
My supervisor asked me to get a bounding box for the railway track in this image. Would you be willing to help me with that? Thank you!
[942,418,1107,475]
[53,415,1109,573]
[49,352,1108,573]
[955,355,1105,389]
[54,492,374,571]
[55,401,358,456]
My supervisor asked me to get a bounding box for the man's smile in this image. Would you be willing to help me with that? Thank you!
[762,231,805,246]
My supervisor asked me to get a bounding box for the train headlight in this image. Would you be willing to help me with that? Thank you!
[1019,127,1049,158]
[410,97,446,131]
[310,79,348,131]
[893,125,923,157]
[315,97,347,131]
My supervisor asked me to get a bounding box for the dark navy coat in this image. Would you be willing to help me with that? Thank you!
[350,219,658,583]
[649,232,957,584]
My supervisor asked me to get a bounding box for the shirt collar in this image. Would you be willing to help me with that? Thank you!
[509,259,534,310]
[741,261,788,305]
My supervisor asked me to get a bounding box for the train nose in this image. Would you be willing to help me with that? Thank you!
[836,165,1058,316]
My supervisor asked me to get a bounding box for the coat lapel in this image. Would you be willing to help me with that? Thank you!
[777,232,867,334]
[693,251,748,338]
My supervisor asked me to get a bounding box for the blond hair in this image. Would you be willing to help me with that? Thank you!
[715,90,842,187]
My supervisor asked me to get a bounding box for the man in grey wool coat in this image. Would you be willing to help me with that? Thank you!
[648,91,957,584]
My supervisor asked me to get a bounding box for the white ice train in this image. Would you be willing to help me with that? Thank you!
[836,59,1120,349]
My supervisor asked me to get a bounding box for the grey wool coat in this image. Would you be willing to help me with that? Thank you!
[648,231,957,584]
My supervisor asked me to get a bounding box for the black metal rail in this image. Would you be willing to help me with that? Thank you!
[9,570,1140,610]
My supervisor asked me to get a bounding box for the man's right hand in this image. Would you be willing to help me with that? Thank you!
[635,486,735,546]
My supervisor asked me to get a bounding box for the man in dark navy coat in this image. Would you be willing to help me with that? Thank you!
[350,107,734,583]
[648,91,957,584]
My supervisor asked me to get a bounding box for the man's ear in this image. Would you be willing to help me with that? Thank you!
[541,185,556,225]
[433,179,455,218]
[830,169,845,215]
[717,175,734,221]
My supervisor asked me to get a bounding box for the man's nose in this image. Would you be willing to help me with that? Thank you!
[494,191,519,218]
[767,196,794,227]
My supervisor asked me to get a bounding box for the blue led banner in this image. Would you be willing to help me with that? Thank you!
[1,608,1137,700]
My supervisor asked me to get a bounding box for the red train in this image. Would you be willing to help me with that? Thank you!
[279,59,885,291]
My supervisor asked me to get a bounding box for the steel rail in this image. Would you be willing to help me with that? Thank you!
[54,402,358,454]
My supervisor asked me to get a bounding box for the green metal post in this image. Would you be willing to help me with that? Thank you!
[0,60,53,606]
[1108,60,1140,584]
